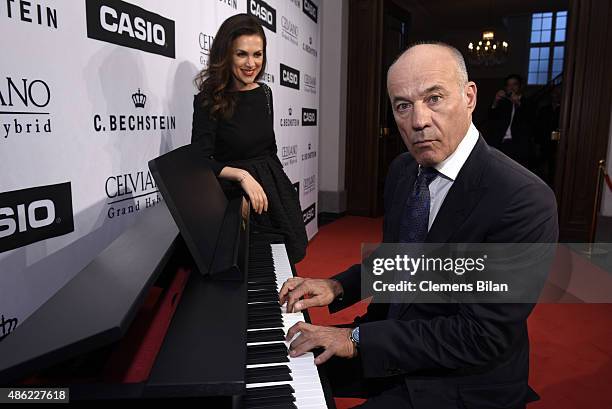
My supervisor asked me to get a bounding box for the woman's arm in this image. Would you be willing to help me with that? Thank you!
[219,167,268,214]
[191,94,268,213]
[191,95,225,176]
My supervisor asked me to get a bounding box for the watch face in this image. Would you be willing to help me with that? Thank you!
[352,327,360,343]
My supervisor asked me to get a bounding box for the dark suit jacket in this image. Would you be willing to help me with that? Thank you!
[487,96,534,166]
[329,136,558,409]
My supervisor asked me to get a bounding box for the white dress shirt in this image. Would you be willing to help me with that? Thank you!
[425,122,479,230]
[502,104,515,141]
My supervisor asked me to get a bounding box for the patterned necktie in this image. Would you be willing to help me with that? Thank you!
[388,167,438,318]
[398,167,438,243]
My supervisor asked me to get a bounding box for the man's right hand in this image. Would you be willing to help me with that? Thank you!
[279,277,343,313]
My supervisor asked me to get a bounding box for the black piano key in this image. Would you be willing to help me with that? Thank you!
[248,289,278,296]
[248,315,282,325]
[248,254,271,261]
[247,274,277,284]
[246,384,295,398]
[248,283,279,291]
[247,311,281,319]
[248,263,274,269]
[247,286,278,296]
[248,404,297,409]
[247,287,278,293]
[249,256,273,263]
[247,364,291,375]
[250,404,297,409]
[248,270,275,277]
[247,300,281,308]
[249,242,271,248]
[248,292,280,303]
[247,329,285,343]
[248,343,288,355]
[246,352,289,365]
[248,273,274,279]
[246,347,288,359]
[249,241,270,246]
[249,252,271,259]
[248,295,278,303]
[248,279,277,287]
[247,310,282,318]
[248,277,277,284]
[249,263,274,269]
[248,296,278,302]
[248,287,278,294]
[247,319,283,329]
[247,319,283,330]
[248,303,281,311]
[246,365,292,383]
[248,302,281,311]
[248,309,282,318]
[246,397,296,409]
[248,289,279,296]
[248,308,282,317]
[250,256,272,260]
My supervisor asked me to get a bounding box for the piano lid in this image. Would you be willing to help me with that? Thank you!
[149,144,244,279]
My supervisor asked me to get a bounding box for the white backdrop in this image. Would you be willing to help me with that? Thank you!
[0,0,320,332]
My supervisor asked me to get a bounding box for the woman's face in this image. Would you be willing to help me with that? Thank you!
[231,34,264,90]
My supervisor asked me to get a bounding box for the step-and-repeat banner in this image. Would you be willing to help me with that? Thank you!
[0,0,320,334]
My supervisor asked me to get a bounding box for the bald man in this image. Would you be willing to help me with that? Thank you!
[279,42,558,409]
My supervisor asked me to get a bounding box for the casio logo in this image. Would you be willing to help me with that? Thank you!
[0,182,74,253]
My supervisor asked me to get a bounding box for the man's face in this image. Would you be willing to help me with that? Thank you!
[387,45,477,167]
[505,78,521,95]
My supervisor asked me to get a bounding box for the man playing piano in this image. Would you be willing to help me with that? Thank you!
[279,42,558,409]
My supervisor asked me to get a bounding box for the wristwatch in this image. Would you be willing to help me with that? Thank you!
[350,326,360,346]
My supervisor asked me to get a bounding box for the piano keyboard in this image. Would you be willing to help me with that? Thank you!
[246,241,329,409]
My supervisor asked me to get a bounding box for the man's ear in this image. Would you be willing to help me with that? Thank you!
[465,81,477,112]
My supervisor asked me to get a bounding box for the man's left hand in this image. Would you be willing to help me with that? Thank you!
[286,322,356,365]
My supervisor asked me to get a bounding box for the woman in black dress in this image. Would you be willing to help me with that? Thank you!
[191,14,307,263]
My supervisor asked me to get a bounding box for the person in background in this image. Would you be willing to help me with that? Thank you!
[191,14,307,263]
[487,74,534,167]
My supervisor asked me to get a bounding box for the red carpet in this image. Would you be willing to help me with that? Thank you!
[296,216,612,409]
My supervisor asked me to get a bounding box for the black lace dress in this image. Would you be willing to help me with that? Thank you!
[191,83,307,263]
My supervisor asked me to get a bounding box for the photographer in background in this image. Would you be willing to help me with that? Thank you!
[487,74,534,167]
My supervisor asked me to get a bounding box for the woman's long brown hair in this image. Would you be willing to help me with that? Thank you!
[195,14,267,120]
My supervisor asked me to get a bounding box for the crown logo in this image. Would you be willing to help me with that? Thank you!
[132,88,146,108]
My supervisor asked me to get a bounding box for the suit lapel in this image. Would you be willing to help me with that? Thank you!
[387,161,418,243]
[426,135,490,243]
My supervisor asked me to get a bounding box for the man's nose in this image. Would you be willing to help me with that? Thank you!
[411,103,431,131]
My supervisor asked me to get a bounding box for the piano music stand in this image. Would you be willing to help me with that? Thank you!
[149,144,247,280]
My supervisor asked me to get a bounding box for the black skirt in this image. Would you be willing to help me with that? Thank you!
[220,155,308,263]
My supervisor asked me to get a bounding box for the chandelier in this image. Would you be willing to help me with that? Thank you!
[467,30,509,66]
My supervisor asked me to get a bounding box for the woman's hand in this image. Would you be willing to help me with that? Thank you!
[240,172,268,214]
[219,166,268,214]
